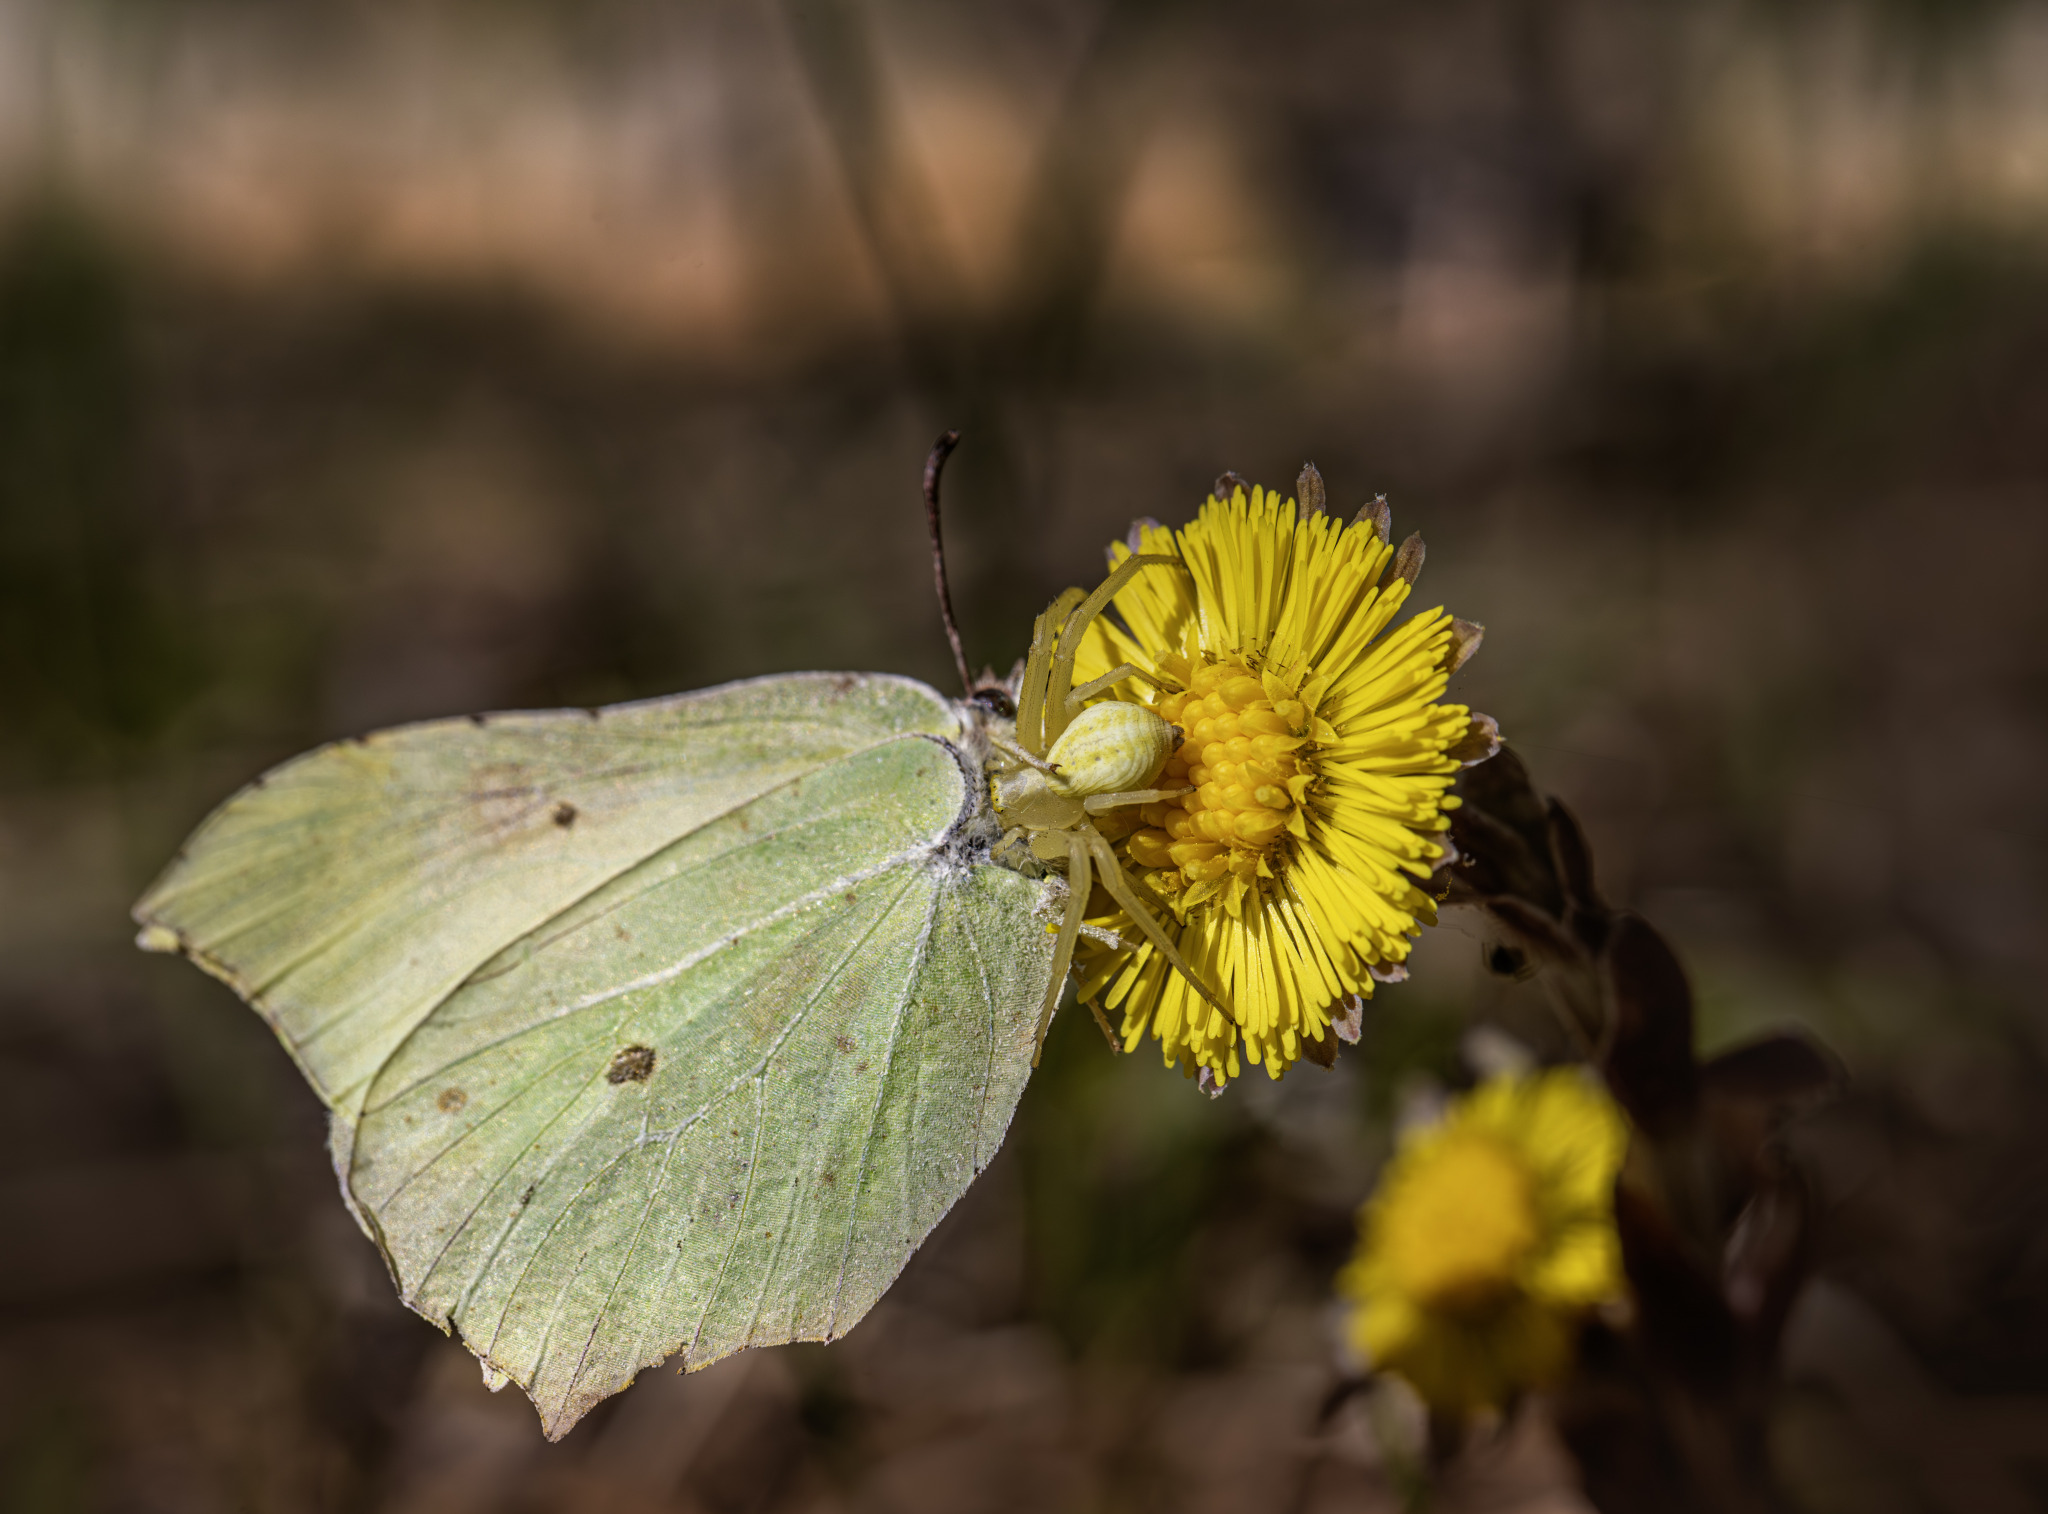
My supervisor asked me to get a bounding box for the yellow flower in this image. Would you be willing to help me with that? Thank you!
[1069,483,1479,1085]
[1337,1069,1628,1414]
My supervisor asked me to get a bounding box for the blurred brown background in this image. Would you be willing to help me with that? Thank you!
[3,1,2047,1510]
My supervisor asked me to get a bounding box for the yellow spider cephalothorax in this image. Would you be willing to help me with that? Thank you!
[982,553,1227,1062]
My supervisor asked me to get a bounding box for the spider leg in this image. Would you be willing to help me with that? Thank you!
[1064,662,1166,716]
[1081,785,1193,814]
[1078,826,1231,1019]
[988,733,1061,775]
[1031,831,1092,1067]
[1015,588,1085,758]
[1044,554,1179,747]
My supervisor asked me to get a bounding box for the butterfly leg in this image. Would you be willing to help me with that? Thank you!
[991,826,1038,871]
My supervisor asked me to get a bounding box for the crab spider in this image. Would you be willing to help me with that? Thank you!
[987,552,1229,1064]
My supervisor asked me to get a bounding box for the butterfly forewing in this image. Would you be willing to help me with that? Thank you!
[343,734,1051,1437]
[133,673,961,1121]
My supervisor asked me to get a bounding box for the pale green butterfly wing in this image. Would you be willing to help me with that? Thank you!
[134,671,1058,1436]
[343,734,1051,1436]
[133,673,966,1122]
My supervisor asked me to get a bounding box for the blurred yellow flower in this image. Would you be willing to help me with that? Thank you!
[1069,484,1477,1086]
[1338,1069,1628,1413]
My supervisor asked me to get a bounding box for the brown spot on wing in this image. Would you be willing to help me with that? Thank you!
[552,801,578,828]
[606,1045,657,1084]
[437,1087,468,1113]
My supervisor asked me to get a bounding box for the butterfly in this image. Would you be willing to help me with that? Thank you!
[131,433,1202,1438]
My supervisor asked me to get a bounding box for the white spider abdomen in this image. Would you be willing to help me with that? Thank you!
[1047,701,1177,796]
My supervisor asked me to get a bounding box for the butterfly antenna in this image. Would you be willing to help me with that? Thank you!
[922,430,975,698]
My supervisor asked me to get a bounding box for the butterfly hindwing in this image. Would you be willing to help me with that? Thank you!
[342,733,1053,1437]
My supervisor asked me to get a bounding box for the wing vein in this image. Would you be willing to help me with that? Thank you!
[477,1086,622,1366]
[641,869,924,1148]
[563,1121,683,1408]
[464,788,913,986]
[459,867,919,1380]
[368,839,937,1122]
[417,986,648,1306]
[438,1072,606,1322]
[366,842,937,1117]
[528,1245,594,1394]
[824,871,944,1338]
[688,1075,769,1364]
[744,1171,806,1347]
[487,1106,693,1390]
[951,890,1003,1171]
[376,1016,622,1219]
